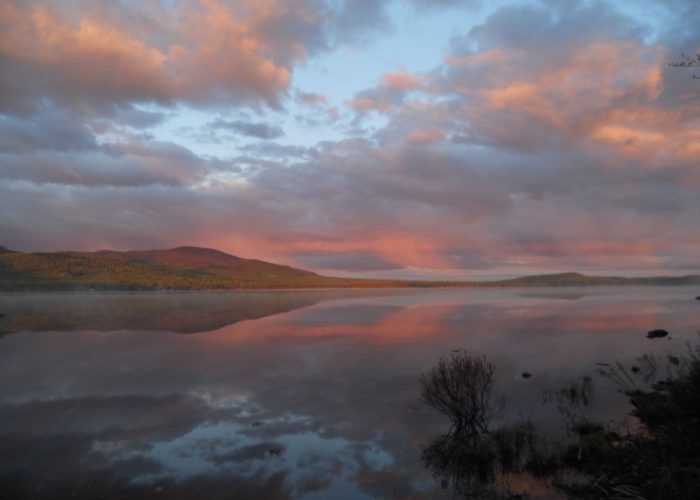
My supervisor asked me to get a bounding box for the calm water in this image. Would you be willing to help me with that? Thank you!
[0,287,698,499]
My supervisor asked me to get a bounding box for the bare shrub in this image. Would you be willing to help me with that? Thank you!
[420,350,498,436]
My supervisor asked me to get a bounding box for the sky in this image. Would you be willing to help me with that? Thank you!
[1,0,699,279]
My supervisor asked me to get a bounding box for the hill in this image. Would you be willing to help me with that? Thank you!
[493,272,700,287]
[0,246,699,291]
[86,246,317,280]
[0,246,349,291]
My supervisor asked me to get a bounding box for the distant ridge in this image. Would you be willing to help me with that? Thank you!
[0,246,699,291]
[493,271,700,287]
[0,246,323,291]
[81,246,316,278]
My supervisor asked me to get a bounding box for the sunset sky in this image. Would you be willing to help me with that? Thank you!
[1,0,699,279]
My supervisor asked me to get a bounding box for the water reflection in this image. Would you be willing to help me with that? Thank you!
[0,290,377,335]
[420,351,503,497]
[0,287,697,498]
[421,421,561,499]
[420,351,501,436]
[419,351,559,499]
[541,376,594,408]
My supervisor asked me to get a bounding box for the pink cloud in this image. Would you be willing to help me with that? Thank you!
[380,70,423,91]
[347,96,393,113]
[407,128,444,144]
[347,70,427,115]
[0,2,170,101]
[0,0,320,108]
[471,42,664,136]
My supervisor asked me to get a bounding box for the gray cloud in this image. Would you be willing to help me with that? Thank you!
[0,133,213,188]
[293,252,402,271]
[209,118,284,139]
[296,91,328,106]
[408,0,482,11]
[239,142,317,159]
[464,0,648,52]
[328,0,393,45]
[0,108,98,154]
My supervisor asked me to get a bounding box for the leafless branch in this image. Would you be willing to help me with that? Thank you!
[420,350,498,436]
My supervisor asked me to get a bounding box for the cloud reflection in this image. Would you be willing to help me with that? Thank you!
[0,288,697,497]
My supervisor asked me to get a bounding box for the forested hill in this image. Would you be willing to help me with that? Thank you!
[0,246,699,291]
[0,246,339,290]
[491,272,700,287]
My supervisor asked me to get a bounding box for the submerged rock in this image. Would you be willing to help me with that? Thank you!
[647,329,669,339]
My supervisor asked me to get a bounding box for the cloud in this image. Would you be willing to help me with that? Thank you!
[293,252,402,272]
[1,0,700,276]
[0,0,327,113]
[0,1,172,113]
[328,0,393,45]
[0,0,411,115]
[296,91,329,106]
[295,90,339,119]
[408,0,482,11]
[348,70,428,115]
[381,71,424,91]
[406,128,444,144]
[432,0,700,179]
[0,127,216,188]
[209,118,284,139]
[0,107,98,154]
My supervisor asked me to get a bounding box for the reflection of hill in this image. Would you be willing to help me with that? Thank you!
[0,288,696,498]
[517,291,587,300]
[0,291,350,334]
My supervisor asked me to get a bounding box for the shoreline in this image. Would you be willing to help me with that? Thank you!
[1,282,699,294]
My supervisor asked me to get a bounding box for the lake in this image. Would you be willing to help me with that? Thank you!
[0,287,698,499]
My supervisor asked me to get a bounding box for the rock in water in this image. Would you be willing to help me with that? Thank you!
[647,329,669,339]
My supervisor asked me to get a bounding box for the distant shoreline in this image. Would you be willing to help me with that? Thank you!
[2,246,699,292]
[2,280,700,293]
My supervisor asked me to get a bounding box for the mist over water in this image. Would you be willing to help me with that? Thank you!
[0,287,697,499]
